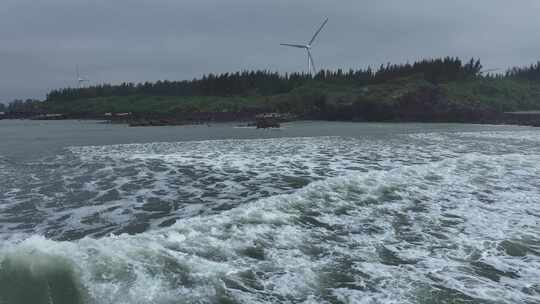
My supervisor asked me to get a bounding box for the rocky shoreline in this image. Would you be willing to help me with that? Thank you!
[2,110,540,128]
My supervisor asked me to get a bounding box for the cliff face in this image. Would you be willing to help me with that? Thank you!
[301,83,502,123]
[392,86,500,123]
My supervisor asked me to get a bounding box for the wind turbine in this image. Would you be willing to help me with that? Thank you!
[281,18,328,76]
[479,68,501,75]
[76,65,89,88]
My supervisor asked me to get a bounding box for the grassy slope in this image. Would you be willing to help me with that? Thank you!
[43,77,540,115]
[265,75,433,111]
[441,78,540,111]
[43,95,269,114]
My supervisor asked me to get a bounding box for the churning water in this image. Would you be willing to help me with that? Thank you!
[0,121,539,304]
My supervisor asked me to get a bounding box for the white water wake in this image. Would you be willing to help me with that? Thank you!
[1,150,539,304]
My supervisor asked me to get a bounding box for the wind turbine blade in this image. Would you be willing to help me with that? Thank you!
[308,50,316,74]
[308,18,328,45]
[280,43,308,49]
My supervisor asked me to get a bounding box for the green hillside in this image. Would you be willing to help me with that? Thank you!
[7,57,540,123]
[41,76,540,122]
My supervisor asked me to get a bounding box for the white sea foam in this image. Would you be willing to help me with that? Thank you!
[2,136,462,238]
[1,128,540,303]
[1,150,539,303]
[455,130,540,142]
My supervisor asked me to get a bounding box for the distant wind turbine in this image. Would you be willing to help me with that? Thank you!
[479,68,501,75]
[76,65,89,88]
[281,18,329,76]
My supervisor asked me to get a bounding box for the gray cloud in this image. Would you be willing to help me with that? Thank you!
[1,0,540,101]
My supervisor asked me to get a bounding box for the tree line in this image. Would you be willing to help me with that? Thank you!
[0,99,42,114]
[45,57,482,102]
[5,57,540,114]
[506,62,540,80]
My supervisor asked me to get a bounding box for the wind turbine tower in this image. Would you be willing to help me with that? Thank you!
[281,18,328,76]
[76,65,89,88]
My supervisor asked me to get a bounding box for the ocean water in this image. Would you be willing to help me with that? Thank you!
[0,120,539,304]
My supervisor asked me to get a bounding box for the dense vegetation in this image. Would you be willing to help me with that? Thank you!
[0,99,42,115]
[4,57,540,123]
[45,57,481,101]
[506,61,540,81]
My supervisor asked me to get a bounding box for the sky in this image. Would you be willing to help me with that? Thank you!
[2,0,540,102]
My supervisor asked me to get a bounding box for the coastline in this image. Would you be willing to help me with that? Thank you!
[2,111,539,128]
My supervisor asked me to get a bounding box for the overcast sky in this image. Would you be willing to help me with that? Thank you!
[2,0,540,101]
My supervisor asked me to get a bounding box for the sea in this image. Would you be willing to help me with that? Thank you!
[0,120,539,304]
